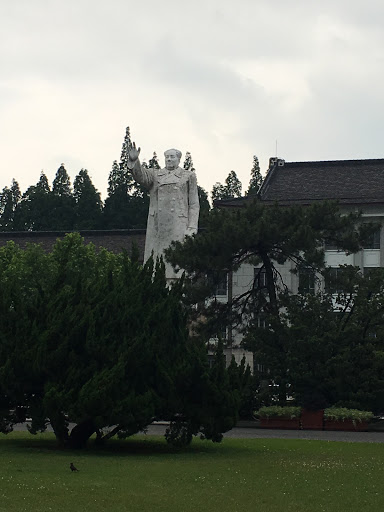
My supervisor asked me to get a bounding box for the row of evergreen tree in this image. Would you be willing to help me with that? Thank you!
[0,127,263,232]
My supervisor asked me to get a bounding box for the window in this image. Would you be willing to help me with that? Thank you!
[324,239,339,251]
[363,229,380,250]
[214,271,228,296]
[210,324,227,341]
[325,267,346,294]
[298,268,316,295]
[254,267,267,288]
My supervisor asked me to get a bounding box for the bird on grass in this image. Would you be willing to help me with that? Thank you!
[70,462,79,472]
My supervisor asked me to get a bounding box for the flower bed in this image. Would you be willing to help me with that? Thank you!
[257,406,301,430]
[323,407,373,431]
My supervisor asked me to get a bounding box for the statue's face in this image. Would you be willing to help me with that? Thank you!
[165,150,180,170]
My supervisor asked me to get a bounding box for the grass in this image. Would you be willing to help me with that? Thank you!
[0,432,384,512]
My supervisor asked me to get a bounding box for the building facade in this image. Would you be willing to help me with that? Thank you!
[217,158,384,368]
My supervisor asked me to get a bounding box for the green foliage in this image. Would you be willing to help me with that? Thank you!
[0,179,21,231]
[227,356,255,419]
[50,164,76,229]
[52,164,72,197]
[274,269,384,412]
[247,155,263,195]
[197,186,210,227]
[0,235,238,448]
[256,406,302,419]
[166,199,380,408]
[211,170,242,202]
[73,169,102,229]
[324,408,374,423]
[119,126,133,172]
[103,127,149,228]
[12,173,53,231]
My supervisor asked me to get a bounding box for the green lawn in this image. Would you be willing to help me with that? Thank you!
[0,432,383,512]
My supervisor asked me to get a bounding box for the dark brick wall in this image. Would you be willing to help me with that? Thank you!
[0,230,146,262]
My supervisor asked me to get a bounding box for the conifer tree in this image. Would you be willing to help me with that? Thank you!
[211,171,242,202]
[183,151,195,172]
[52,164,72,197]
[147,151,161,171]
[73,169,102,229]
[50,164,75,230]
[166,200,374,403]
[0,179,21,231]
[0,234,239,447]
[36,172,50,193]
[13,173,52,231]
[119,126,133,173]
[197,186,210,227]
[247,156,263,195]
[103,160,134,228]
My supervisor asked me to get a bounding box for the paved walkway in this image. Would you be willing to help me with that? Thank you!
[145,424,384,443]
[11,422,384,443]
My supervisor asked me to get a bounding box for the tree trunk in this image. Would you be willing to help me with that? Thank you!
[49,414,69,449]
[68,419,96,449]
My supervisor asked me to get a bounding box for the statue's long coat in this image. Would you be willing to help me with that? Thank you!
[132,163,200,278]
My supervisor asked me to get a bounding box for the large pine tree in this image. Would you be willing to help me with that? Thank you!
[0,179,21,231]
[50,164,76,230]
[103,127,149,229]
[166,200,374,403]
[246,156,263,195]
[73,169,102,229]
[103,160,135,228]
[13,173,52,231]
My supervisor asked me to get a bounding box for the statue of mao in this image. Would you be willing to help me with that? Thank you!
[127,143,200,279]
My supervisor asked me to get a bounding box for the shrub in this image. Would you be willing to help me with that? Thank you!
[256,406,302,419]
[324,407,374,424]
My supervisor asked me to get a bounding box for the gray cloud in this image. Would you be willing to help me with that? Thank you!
[1,0,384,197]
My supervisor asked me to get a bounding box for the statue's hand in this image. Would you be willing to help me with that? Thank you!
[128,142,141,163]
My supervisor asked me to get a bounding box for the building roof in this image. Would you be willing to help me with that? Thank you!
[260,158,384,205]
[215,158,384,208]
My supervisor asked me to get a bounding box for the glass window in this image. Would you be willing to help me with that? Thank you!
[363,229,380,250]
[298,268,316,295]
[208,271,228,296]
[324,239,339,251]
[254,267,267,288]
[325,267,345,294]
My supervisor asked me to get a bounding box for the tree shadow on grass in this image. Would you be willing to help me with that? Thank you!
[0,431,254,458]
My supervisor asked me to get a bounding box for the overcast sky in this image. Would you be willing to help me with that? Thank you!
[1,0,384,200]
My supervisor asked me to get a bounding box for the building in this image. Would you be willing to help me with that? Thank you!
[217,158,384,368]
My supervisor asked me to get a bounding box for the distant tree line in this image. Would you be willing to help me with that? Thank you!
[0,127,263,232]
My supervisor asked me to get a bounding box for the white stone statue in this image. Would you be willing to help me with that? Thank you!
[127,143,200,279]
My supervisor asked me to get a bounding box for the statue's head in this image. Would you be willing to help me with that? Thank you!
[164,149,182,170]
